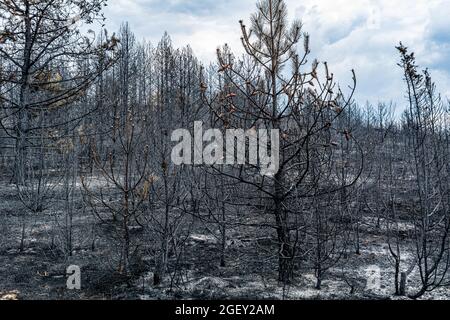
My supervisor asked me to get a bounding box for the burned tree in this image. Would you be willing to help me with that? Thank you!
[390,43,450,298]
[202,0,360,284]
[0,0,115,251]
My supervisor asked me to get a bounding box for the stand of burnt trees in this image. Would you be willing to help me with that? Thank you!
[1,0,449,299]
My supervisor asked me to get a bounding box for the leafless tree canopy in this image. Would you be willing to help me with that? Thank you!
[0,0,449,300]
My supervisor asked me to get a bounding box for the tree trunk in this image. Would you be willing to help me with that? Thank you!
[275,198,293,284]
[399,272,406,296]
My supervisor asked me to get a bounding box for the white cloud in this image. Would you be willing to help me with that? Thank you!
[102,0,450,109]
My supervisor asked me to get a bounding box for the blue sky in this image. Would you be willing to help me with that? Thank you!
[101,0,450,111]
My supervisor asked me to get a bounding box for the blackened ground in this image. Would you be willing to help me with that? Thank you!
[0,181,448,300]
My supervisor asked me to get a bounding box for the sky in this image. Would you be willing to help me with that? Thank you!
[101,0,450,113]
